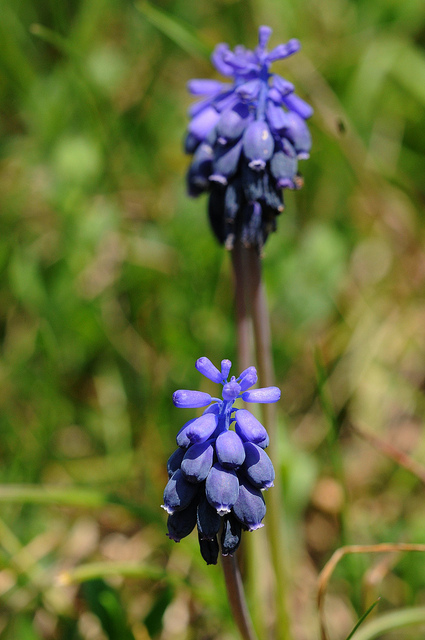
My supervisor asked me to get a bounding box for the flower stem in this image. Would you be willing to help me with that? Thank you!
[221,554,259,640]
[245,247,292,640]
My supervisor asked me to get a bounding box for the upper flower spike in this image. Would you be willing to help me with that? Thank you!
[185,26,313,252]
[163,356,281,564]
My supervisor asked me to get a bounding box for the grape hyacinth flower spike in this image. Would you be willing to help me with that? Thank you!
[162,357,280,565]
[185,26,313,251]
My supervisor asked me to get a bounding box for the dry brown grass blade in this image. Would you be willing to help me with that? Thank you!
[317,543,425,640]
[350,423,425,485]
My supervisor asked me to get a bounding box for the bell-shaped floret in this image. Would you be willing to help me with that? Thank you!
[198,533,219,565]
[173,389,212,409]
[234,409,269,448]
[181,440,214,483]
[215,430,245,469]
[221,514,242,555]
[210,139,243,185]
[167,447,186,478]
[284,111,312,159]
[195,356,223,384]
[270,143,298,189]
[242,442,275,489]
[187,143,214,196]
[266,100,289,132]
[167,499,198,541]
[176,413,218,448]
[243,120,274,170]
[197,495,221,540]
[241,386,281,403]
[186,413,219,445]
[188,106,220,141]
[216,103,251,144]
[206,463,240,515]
[162,469,199,515]
[232,479,266,531]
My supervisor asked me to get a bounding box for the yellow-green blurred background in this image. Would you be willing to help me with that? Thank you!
[1,0,425,638]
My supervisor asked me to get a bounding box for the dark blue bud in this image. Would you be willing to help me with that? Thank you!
[232,479,266,531]
[197,495,221,540]
[181,440,214,483]
[167,447,186,477]
[210,139,243,184]
[241,201,263,249]
[196,356,223,383]
[283,93,314,120]
[162,469,199,514]
[188,106,220,141]
[187,143,214,194]
[262,171,284,212]
[243,120,274,170]
[167,499,198,541]
[184,132,200,154]
[242,442,275,489]
[222,379,241,401]
[215,430,245,469]
[221,514,242,555]
[198,532,219,565]
[224,178,243,222]
[241,163,264,202]
[208,183,227,244]
[216,103,251,144]
[241,386,281,403]
[206,463,239,515]
[173,390,212,409]
[270,146,298,189]
[284,111,312,159]
[235,409,269,448]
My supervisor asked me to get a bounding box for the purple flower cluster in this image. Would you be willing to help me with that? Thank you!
[185,26,313,251]
[162,357,280,565]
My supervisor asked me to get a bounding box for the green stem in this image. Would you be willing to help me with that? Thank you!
[221,554,259,640]
[245,247,292,640]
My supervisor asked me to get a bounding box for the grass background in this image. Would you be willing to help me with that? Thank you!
[1,0,425,638]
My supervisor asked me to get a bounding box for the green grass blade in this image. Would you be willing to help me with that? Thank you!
[344,598,380,640]
[349,607,425,640]
[135,1,211,59]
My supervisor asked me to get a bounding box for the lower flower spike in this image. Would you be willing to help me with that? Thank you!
[163,356,279,564]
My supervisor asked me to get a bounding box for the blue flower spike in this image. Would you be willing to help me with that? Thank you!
[185,26,313,251]
[162,356,281,564]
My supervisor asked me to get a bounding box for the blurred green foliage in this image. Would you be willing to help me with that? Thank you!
[1,0,425,638]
